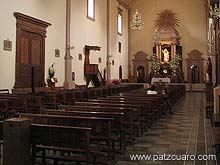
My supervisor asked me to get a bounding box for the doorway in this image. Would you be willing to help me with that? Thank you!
[191,65,200,83]
[137,65,145,83]
[14,12,51,88]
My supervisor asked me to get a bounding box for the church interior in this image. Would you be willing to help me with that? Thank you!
[0,0,220,164]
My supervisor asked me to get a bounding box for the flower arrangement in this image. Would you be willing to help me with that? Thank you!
[169,54,181,70]
[169,54,182,76]
[151,54,161,74]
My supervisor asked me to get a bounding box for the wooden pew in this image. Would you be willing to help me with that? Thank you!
[73,102,141,137]
[105,95,166,117]
[112,92,171,113]
[40,109,126,150]
[59,105,135,141]
[0,94,28,119]
[89,97,162,128]
[19,113,114,161]
[31,124,101,165]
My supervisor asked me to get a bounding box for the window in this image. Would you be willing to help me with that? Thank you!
[117,8,123,35]
[118,42,122,53]
[87,0,95,20]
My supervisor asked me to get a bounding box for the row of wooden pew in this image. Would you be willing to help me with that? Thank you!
[0,84,143,119]
[11,84,186,164]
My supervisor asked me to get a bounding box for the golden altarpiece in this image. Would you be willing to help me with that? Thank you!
[150,9,184,82]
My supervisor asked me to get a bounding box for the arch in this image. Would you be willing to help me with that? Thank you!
[190,65,200,83]
[137,65,145,83]
[186,50,204,83]
[133,51,149,83]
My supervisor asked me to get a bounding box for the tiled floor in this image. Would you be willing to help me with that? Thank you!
[115,92,217,165]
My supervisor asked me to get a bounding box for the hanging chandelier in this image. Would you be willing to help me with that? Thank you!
[209,1,220,19]
[130,10,144,30]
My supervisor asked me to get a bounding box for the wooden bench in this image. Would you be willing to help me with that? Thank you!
[91,97,163,128]
[115,91,174,113]
[106,95,167,117]
[59,105,136,141]
[74,101,141,137]
[0,94,28,119]
[19,113,115,161]
[31,124,101,165]
[40,109,126,150]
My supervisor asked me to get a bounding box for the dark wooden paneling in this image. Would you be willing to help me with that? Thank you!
[14,12,51,89]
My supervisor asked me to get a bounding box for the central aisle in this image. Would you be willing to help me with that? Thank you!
[115,92,217,165]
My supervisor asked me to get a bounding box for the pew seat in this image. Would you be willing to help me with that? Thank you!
[31,124,101,165]
[20,113,115,161]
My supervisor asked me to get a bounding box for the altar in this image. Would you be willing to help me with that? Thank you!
[150,9,184,83]
[151,77,170,84]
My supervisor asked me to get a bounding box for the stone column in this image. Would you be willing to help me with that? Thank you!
[106,0,111,83]
[211,55,216,84]
[64,0,75,89]
[128,8,131,80]
[214,86,220,114]
[173,44,176,59]
[157,44,161,61]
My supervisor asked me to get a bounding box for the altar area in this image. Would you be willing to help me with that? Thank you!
[149,9,184,83]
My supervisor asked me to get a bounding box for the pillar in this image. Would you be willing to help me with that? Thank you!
[173,44,176,59]
[214,86,220,114]
[64,0,75,89]
[128,8,131,80]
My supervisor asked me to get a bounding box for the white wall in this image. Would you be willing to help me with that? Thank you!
[109,0,128,80]
[0,0,129,90]
[71,0,107,85]
[0,0,66,90]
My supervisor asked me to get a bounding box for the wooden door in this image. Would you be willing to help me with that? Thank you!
[19,32,44,88]
[14,12,51,89]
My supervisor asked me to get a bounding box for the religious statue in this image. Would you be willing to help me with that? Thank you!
[47,63,58,88]
[162,48,170,63]
[206,57,212,83]
[48,64,55,79]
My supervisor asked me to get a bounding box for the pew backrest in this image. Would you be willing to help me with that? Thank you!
[31,124,91,148]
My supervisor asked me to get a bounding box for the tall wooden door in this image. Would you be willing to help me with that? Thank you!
[20,31,44,88]
[14,12,51,88]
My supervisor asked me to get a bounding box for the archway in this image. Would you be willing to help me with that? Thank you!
[137,65,145,83]
[186,50,204,83]
[133,51,149,83]
[191,65,200,83]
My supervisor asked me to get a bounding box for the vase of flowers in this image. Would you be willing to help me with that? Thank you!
[151,54,161,76]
